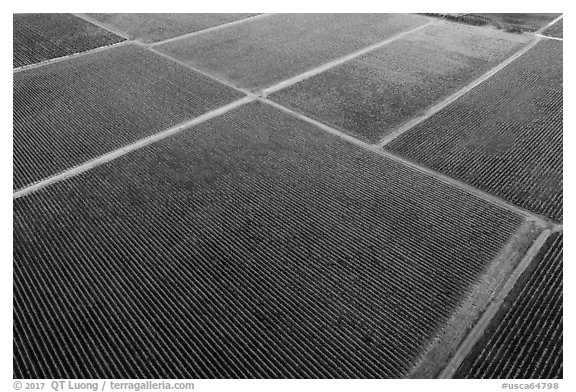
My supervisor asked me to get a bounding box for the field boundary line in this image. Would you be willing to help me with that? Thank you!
[147,46,257,98]
[13,97,254,200]
[379,149,556,226]
[375,36,542,148]
[151,14,275,47]
[437,228,552,379]
[535,34,563,41]
[535,14,563,34]
[261,98,555,228]
[13,40,131,74]
[261,19,435,96]
[72,13,132,39]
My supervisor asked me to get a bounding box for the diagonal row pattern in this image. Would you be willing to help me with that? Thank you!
[14,102,523,379]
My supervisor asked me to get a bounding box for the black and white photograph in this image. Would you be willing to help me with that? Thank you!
[7,1,569,391]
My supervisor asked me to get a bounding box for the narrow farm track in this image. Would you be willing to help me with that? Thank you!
[13,102,525,379]
[453,233,563,379]
[536,34,563,42]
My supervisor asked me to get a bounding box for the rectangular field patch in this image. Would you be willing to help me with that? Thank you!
[13,44,244,190]
[86,13,260,43]
[386,40,563,222]
[14,101,525,379]
[455,233,563,379]
[271,22,530,143]
[154,13,429,91]
[13,13,125,68]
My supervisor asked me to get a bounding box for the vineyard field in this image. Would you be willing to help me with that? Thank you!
[543,18,563,38]
[155,13,429,91]
[86,14,260,43]
[13,14,125,68]
[271,23,529,143]
[455,233,563,379]
[386,40,563,222]
[13,43,244,190]
[13,102,524,379]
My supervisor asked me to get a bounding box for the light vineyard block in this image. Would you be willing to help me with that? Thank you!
[155,13,429,91]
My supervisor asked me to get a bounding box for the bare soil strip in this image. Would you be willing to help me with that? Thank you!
[535,14,564,34]
[261,98,553,228]
[261,19,435,95]
[437,228,553,378]
[73,13,132,40]
[535,33,563,41]
[376,36,542,148]
[150,14,275,47]
[13,97,254,200]
[411,220,545,378]
[13,40,131,74]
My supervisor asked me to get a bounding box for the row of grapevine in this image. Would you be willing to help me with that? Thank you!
[386,40,563,222]
[455,232,563,379]
[13,14,125,68]
[14,102,523,379]
[13,43,244,190]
